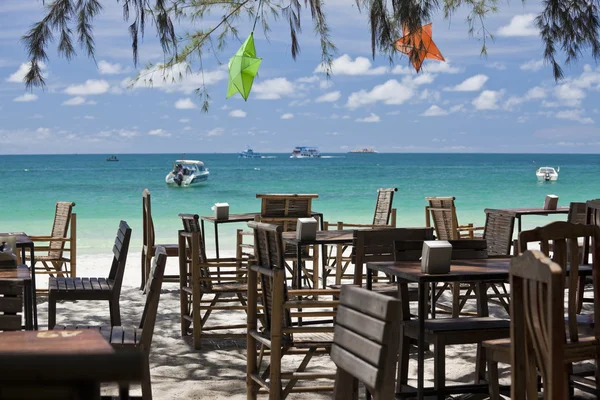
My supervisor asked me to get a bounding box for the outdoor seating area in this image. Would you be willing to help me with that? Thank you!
[1,191,600,400]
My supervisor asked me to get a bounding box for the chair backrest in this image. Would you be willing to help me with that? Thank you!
[510,250,566,399]
[178,214,210,289]
[247,221,292,338]
[353,227,434,285]
[425,196,459,240]
[107,221,132,297]
[518,221,600,342]
[142,189,155,250]
[394,238,487,261]
[586,199,600,227]
[332,285,400,400]
[48,202,76,259]
[138,247,167,352]
[568,202,587,224]
[372,188,398,226]
[483,209,515,256]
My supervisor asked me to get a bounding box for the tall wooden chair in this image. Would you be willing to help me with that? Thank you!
[247,222,339,400]
[141,189,179,289]
[178,214,248,349]
[55,247,168,400]
[578,199,600,312]
[27,201,77,287]
[483,209,516,256]
[425,196,483,240]
[47,220,132,329]
[331,285,400,400]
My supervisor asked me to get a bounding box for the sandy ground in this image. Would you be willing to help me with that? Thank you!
[32,251,595,399]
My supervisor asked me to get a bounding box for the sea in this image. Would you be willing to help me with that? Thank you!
[1,153,599,255]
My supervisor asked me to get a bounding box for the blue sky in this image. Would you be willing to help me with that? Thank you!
[1,0,600,154]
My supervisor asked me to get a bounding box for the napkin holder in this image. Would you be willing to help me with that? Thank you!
[544,195,558,210]
[296,218,318,241]
[421,240,452,274]
[213,203,229,220]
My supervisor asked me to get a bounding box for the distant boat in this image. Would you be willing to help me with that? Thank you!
[290,146,321,158]
[239,147,263,158]
[348,147,377,153]
[536,166,559,181]
[106,155,119,161]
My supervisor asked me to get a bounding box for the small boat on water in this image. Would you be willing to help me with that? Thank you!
[239,147,262,158]
[536,166,559,181]
[165,160,209,187]
[290,146,321,158]
[106,155,119,161]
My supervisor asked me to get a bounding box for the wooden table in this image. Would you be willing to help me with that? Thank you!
[201,211,324,259]
[366,258,511,400]
[0,329,143,399]
[484,207,569,233]
[0,265,34,331]
[282,229,354,289]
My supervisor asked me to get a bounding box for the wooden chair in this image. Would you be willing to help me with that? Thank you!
[54,247,168,400]
[141,189,179,290]
[483,209,516,256]
[27,201,77,288]
[425,196,483,240]
[47,220,132,329]
[323,188,398,281]
[578,199,600,312]
[247,222,339,400]
[331,285,400,400]
[178,213,248,349]
[484,221,600,399]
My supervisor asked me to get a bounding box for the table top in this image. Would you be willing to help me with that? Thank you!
[367,258,512,283]
[484,207,569,217]
[0,264,31,281]
[0,330,143,382]
[0,232,33,246]
[282,229,355,245]
[201,211,323,223]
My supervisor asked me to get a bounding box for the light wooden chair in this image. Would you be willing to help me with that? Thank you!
[331,285,400,400]
[510,250,567,399]
[425,196,483,240]
[247,221,339,400]
[178,214,248,349]
[27,201,77,288]
[47,220,132,329]
[54,247,168,400]
[141,189,179,290]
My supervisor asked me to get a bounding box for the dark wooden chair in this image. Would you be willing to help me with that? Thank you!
[247,222,339,400]
[331,285,400,400]
[483,209,516,256]
[141,189,179,289]
[47,221,132,329]
[425,196,483,240]
[179,214,248,349]
[577,199,600,312]
[55,247,168,400]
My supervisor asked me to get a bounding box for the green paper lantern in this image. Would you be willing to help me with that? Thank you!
[227,32,262,101]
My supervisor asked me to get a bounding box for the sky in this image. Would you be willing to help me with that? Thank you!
[1,1,600,154]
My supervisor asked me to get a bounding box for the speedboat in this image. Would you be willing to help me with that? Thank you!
[239,147,262,158]
[165,160,209,187]
[536,166,559,181]
[290,146,321,158]
[106,155,119,161]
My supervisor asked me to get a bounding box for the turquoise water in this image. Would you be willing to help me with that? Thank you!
[1,153,599,255]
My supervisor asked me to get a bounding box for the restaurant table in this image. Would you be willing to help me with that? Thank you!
[485,207,569,234]
[0,232,37,330]
[282,229,354,289]
[201,211,324,260]
[0,265,34,331]
[0,329,143,399]
[366,258,512,400]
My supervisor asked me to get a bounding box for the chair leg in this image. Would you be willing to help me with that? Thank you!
[109,299,121,326]
[452,284,460,318]
[396,327,410,392]
[140,250,146,290]
[48,293,57,329]
[433,340,445,400]
[141,355,153,400]
[487,354,500,400]
[577,275,586,313]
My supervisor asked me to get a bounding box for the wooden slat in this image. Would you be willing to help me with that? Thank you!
[110,326,124,345]
[331,343,380,390]
[336,285,397,321]
[0,282,23,296]
[122,327,136,345]
[90,278,101,291]
[333,324,385,366]
[82,278,92,290]
[335,306,389,344]
[0,297,23,313]
[0,315,22,331]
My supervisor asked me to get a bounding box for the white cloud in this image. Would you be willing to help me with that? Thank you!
[62,96,88,106]
[393,62,462,75]
[505,86,546,108]
[497,14,538,37]
[119,129,139,138]
[520,59,544,72]
[65,80,110,95]
[84,116,95,120]
[36,127,50,135]
[554,84,585,107]
[123,62,226,94]
[252,78,295,100]
[486,62,506,70]
[315,91,341,103]
[289,99,311,107]
[175,98,197,109]
[446,74,488,92]
[148,128,171,137]
[296,76,319,83]
[6,61,46,83]
[421,105,449,117]
[229,109,247,118]
[320,80,334,89]
[98,60,129,75]
[179,118,190,123]
[315,54,388,76]
[281,113,294,119]
[206,128,224,136]
[356,113,380,123]
[13,93,38,102]
[346,76,433,109]
[472,90,504,110]
[554,109,594,124]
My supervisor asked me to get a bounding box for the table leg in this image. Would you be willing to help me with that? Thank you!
[26,245,38,330]
[517,216,522,234]
[475,282,490,382]
[23,280,33,330]
[214,223,220,260]
[366,268,372,291]
[200,219,206,253]
[430,282,436,318]
[296,243,302,289]
[417,282,426,400]
[335,244,342,285]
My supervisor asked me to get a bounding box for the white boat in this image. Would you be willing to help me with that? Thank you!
[536,166,559,181]
[290,146,321,158]
[239,147,262,158]
[165,160,209,187]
